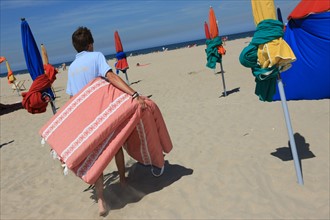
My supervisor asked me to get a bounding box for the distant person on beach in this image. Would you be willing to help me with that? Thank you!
[66,26,146,216]
[62,63,66,71]
[136,62,150,67]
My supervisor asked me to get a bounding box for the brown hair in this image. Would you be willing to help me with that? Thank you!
[72,27,94,52]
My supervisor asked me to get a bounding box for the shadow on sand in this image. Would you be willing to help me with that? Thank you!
[270,133,315,162]
[219,87,240,98]
[0,102,23,116]
[85,161,193,210]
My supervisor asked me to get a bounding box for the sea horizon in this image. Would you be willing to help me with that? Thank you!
[0,30,254,78]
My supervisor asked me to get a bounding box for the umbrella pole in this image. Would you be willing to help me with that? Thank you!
[123,71,130,85]
[277,77,303,185]
[220,62,227,96]
[50,99,57,115]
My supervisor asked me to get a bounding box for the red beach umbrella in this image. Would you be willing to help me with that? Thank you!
[209,7,219,39]
[205,6,227,96]
[204,22,211,40]
[288,0,330,20]
[114,30,130,84]
[114,31,129,72]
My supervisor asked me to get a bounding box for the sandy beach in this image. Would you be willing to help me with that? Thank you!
[1,37,329,219]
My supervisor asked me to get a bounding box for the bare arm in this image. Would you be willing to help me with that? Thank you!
[106,69,146,108]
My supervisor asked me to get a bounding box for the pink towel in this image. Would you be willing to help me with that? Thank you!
[39,77,172,184]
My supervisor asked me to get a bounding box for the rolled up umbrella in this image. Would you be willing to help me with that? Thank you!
[207,6,227,96]
[241,0,303,185]
[21,18,56,113]
[114,30,130,85]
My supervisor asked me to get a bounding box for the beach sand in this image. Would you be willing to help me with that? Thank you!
[1,37,329,219]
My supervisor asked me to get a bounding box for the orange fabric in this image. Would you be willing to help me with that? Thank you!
[209,7,219,39]
[217,45,226,55]
[0,56,5,63]
[114,31,123,52]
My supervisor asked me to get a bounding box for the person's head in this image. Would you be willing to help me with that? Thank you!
[72,27,94,52]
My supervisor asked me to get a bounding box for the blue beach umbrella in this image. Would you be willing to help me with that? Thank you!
[20,18,54,99]
[21,18,56,114]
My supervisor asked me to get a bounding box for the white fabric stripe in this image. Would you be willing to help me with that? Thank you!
[61,94,130,162]
[76,131,115,177]
[136,119,152,165]
[42,79,108,140]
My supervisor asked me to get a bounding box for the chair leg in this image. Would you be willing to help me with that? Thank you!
[18,80,26,90]
[12,83,21,96]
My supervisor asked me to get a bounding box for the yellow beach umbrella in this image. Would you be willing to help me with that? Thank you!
[249,0,303,185]
[5,60,16,84]
[251,0,296,71]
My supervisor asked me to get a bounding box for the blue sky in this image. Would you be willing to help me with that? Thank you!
[0,0,299,73]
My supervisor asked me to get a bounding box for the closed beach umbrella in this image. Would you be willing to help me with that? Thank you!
[114,30,130,85]
[205,6,227,96]
[5,60,16,84]
[240,0,303,185]
[21,18,56,113]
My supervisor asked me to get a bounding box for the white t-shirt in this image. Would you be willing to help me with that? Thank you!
[66,51,111,96]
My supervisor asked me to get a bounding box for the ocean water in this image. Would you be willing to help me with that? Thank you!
[0,30,254,78]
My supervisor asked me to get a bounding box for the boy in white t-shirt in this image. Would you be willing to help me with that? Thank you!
[67,26,146,216]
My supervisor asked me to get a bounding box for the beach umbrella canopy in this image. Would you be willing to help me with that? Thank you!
[272,1,330,101]
[239,0,303,185]
[204,22,211,40]
[114,30,130,84]
[21,18,55,99]
[114,30,129,72]
[209,7,219,39]
[288,0,330,20]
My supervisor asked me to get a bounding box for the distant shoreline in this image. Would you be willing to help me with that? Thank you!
[0,30,254,78]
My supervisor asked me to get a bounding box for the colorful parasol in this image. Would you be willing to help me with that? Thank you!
[205,6,227,96]
[20,18,57,114]
[240,0,303,185]
[114,30,130,85]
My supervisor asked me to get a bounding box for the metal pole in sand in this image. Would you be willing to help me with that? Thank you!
[220,62,227,96]
[277,75,303,185]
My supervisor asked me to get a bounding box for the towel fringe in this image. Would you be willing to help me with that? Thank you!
[61,164,69,176]
[151,165,164,177]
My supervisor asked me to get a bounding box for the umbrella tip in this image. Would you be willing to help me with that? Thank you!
[21,18,25,21]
